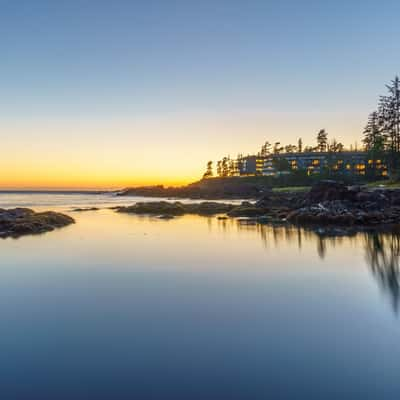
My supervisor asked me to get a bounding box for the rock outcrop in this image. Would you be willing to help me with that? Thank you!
[0,208,75,238]
[287,181,400,228]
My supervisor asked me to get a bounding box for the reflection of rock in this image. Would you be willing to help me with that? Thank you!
[157,214,175,220]
[71,207,99,212]
[116,201,235,216]
[0,208,75,238]
[117,201,186,215]
[227,204,267,217]
[364,233,400,314]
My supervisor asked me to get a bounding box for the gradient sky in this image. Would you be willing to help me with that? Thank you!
[1,0,400,189]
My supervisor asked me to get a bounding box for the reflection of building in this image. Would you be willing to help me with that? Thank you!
[221,151,387,177]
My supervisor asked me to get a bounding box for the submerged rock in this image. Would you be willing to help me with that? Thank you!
[0,208,75,238]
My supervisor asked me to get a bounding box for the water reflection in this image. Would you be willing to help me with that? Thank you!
[364,233,400,314]
[218,218,400,314]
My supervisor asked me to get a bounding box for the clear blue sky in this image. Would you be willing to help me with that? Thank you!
[1,0,400,188]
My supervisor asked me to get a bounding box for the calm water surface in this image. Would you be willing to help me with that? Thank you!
[0,193,399,399]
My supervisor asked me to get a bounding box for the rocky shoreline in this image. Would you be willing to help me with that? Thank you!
[0,208,75,238]
[115,181,400,235]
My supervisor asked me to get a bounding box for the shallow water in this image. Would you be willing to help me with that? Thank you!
[0,193,399,399]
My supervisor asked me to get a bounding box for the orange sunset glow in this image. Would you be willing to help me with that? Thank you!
[1,112,364,189]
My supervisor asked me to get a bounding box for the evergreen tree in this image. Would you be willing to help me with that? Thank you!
[378,76,400,171]
[363,111,386,176]
[284,144,297,153]
[273,142,283,154]
[304,145,314,153]
[221,157,229,177]
[216,160,222,177]
[297,138,303,153]
[228,158,236,176]
[336,142,344,152]
[329,138,344,153]
[260,141,271,156]
[363,111,384,151]
[316,129,328,152]
[202,161,213,179]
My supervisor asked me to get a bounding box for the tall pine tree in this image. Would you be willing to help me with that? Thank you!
[378,76,400,171]
[363,111,386,177]
[316,129,328,152]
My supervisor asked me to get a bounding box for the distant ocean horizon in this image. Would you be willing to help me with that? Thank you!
[0,189,113,194]
[0,190,242,212]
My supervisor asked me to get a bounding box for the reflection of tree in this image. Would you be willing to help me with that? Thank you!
[230,218,400,314]
[364,233,400,314]
[317,236,327,259]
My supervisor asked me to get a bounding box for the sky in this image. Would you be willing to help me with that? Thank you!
[1,0,400,189]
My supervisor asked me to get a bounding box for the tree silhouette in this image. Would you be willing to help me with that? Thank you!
[364,233,400,314]
[284,144,297,153]
[329,138,344,153]
[273,142,283,155]
[297,138,303,153]
[221,157,229,177]
[316,129,328,152]
[260,141,272,157]
[378,76,400,172]
[202,161,213,179]
[304,145,314,153]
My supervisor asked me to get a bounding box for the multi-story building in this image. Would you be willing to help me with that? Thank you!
[218,151,387,177]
